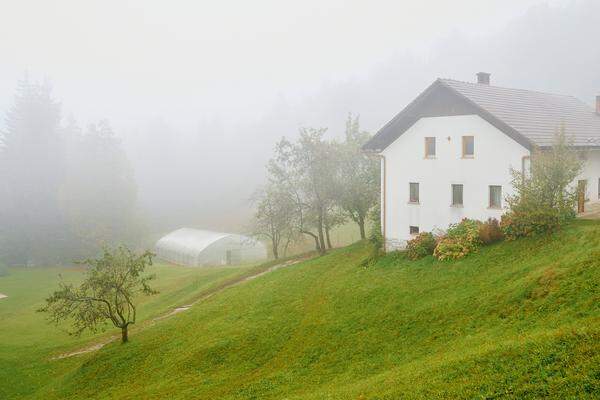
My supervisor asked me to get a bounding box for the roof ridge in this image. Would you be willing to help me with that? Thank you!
[438,78,579,100]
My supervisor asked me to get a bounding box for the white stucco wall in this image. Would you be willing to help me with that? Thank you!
[381,114,530,250]
[576,149,600,205]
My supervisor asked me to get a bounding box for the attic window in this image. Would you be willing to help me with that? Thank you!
[425,137,436,158]
[462,136,474,158]
[409,226,419,235]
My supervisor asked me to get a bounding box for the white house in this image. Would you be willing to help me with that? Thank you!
[363,73,600,250]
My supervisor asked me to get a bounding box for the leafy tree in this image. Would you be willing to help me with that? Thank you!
[0,77,65,265]
[501,128,583,238]
[39,247,157,343]
[251,184,297,259]
[336,114,379,239]
[268,128,338,255]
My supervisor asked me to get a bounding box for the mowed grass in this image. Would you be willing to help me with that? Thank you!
[0,262,256,399]
[4,220,600,399]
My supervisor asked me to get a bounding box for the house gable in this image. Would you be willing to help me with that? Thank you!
[364,80,533,152]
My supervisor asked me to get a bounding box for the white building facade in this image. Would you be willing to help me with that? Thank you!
[365,74,600,250]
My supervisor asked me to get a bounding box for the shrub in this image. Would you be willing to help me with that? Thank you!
[406,232,436,260]
[434,219,481,260]
[500,208,572,240]
[479,218,504,244]
[503,128,582,239]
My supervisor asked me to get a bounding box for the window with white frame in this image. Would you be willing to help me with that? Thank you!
[489,185,502,209]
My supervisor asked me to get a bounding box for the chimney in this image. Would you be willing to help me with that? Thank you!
[477,72,491,85]
[596,95,600,114]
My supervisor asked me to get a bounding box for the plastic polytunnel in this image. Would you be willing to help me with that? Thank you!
[155,228,268,267]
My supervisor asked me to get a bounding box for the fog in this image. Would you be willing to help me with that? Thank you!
[1,0,599,264]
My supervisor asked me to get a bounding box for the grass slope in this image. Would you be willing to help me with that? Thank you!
[0,262,256,399]
[5,221,600,399]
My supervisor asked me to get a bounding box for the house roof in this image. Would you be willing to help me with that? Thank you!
[364,78,600,151]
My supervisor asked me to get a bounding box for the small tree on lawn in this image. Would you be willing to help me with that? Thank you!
[502,127,583,238]
[251,183,297,259]
[39,247,157,343]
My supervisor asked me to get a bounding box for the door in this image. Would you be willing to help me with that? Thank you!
[577,180,587,213]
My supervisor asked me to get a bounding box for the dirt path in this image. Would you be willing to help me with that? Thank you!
[53,257,308,360]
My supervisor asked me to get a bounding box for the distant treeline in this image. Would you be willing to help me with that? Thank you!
[0,78,141,266]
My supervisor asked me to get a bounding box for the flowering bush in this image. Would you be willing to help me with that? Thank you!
[406,232,436,260]
[434,219,481,260]
[478,218,504,244]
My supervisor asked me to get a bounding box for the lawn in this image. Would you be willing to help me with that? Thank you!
[2,220,600,399]
[0,262,255,399]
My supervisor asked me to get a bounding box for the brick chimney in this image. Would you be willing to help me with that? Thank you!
[477,72,491,85]
[596,95,600,114]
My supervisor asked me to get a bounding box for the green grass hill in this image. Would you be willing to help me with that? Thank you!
[2,220,600,399]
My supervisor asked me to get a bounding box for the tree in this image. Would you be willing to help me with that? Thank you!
[251,184,297,259]
[336,114,379,240]
[0,77,65,265]
[268,128,338,255]
[39,247,157,343]
[501,127,583,238]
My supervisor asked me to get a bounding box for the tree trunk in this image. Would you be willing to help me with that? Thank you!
[358,214,366,240]
[121,325,128,343]
[313,235,321,253]
[272,240,279,259]
[325,226,333,249]
[317,213,326,255]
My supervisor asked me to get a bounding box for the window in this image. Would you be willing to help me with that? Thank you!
[489,185,502,208]
[462,136,474,157]
[425,137,436,158]
[409,182,419,203]
[451,184,463,206]
[409,226,419,235]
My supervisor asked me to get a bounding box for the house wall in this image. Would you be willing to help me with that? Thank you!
[576,149,600,206]
[381,114,529,250]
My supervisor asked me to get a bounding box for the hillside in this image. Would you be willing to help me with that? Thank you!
[6,220,600,399]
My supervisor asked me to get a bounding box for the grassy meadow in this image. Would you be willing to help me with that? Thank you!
[1,220,600,399]
[0,262,257,399]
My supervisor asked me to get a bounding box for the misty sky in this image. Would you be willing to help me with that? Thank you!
[1,0,598,234]
[0,0,567,130]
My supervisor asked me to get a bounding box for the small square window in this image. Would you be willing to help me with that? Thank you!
[409,182,419,203]
[489,185,502,208]
[451,184,463,206]
[409,226,419,235]
[462,136,474,157]
[425,137,436,158]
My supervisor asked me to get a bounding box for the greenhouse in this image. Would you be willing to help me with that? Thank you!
[155,228,267,267]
